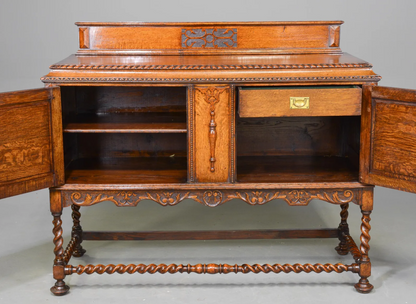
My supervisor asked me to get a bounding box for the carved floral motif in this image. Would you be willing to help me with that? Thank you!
[229,191,285,205]
[202,191,223,207]
[68,191,192,207]
[146,192,192,206]
[286,190,312,205]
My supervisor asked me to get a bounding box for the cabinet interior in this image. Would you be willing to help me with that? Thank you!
[61,86,361,185]
[61,86,188,184]
[236,115,361,183]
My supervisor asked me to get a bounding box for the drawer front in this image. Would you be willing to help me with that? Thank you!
[238,86,362,117]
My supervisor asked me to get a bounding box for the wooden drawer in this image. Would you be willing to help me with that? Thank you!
[238,86,362,117]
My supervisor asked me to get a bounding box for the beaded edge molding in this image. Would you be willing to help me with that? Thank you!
[41,75,382,83]
[50,63,373,70]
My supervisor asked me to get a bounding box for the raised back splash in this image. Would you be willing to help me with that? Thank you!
[76,21,343,55]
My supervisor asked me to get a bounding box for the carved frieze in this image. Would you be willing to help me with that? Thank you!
[65,189,358,208]
[68,191,193,207]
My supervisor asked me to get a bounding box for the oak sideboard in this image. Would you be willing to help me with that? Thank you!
[1,21,415,295]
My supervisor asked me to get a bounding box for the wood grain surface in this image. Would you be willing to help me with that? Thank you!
[0,88,59,199]
[193,86,232,182]
[361,85,416,193]
[239,86,362,117]
[75,21,343,55]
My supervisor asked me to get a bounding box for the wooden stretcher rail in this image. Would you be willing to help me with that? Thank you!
[63,236,77,265]
[65,262,359,275]
[82,229,339,241]
[345,234,362,262]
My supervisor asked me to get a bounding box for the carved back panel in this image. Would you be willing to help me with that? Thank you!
[76,21,343,55]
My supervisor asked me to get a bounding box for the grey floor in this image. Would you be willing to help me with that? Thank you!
[0,187,415,303]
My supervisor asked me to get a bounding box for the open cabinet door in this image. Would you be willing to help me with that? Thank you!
[361,85,416,193]
[0,88,64,199]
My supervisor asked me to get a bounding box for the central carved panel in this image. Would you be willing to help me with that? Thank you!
[192,86,232,183]
[181,28,237,48]
[196,88,227,173]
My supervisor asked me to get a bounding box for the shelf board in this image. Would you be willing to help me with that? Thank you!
[64,155,359,186]
[237,155,358,183]
[63,113,187,133]
[65,157,187,184]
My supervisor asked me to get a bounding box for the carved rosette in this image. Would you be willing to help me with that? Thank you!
[65,189,358,208]
[202,191,223,207]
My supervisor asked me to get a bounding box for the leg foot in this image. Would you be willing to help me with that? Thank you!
[50,279,70,296]
[335,242,349,255]
[73,247,86,258]
[355,190,374,294]
[51,212,69,295]
[354,278,374,293]
[335,246,349,255]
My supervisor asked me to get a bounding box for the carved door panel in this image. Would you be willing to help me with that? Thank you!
[0,88,64,199]
[360,85,416,193]
[189,85,235,183]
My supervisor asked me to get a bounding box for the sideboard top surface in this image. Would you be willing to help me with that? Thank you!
[42,53,380,84]
[50,53,371,70]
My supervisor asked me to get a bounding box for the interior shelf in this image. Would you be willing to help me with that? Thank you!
[61,86,189,185]
[237,155,358,183]
[63,113,187,133]
[65,157,188,184]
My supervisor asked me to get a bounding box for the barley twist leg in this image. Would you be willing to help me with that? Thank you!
[50,213,70,296]
[354,208,374,293]
[72,204,86,257]
[335,203,350,255]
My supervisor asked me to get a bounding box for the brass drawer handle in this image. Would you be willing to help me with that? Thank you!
[290,97,310,109]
